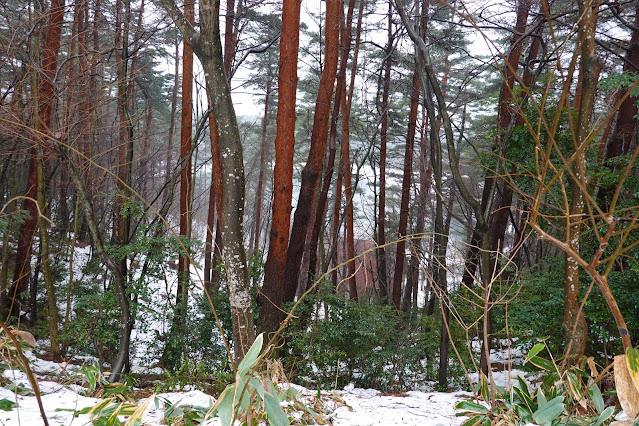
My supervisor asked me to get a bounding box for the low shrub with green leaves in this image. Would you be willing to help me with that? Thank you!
[284,293,440,392]
[456,343,617,425]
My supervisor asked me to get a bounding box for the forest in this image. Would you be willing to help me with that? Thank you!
[0,0,639,424]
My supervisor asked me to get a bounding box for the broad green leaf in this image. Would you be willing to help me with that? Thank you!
[515,376,532,398]
[524,343,546,366]
[212,386,234,426]
[247,376,265,399]
[594,406,615,426]
[566,371,584,402]
[515,404,534,423]
[460,417,485,426]
[455,400,488,415]
[626,347,639,393]
[513,386,535,412]
[537,388,547,406]
[234,374,251,412]
[627,347,639,374]
[589,382,604,414]
[479,373,489,403]
[263,391,290,426]
[0,398,15,411]
[534,395,564,424]
[528,355,554,371]
[237,333,264,377]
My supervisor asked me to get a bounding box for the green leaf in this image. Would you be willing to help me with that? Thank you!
[263,392,290,426]
[247,376,266,399]
[524,343,546,366]
[237,334,264,377]
[566,371,584,402]
[460,417,485,426]
[513,386,535,412]
[234,374,251,412]
[455,400,488,415]
[594,406,615,426]
[528,355,554,371]
[589,382,604,414]
[629,348,639,373]
[479,373,490,403]
[537,388,547,405]
[0,398,16,411]
[212,386,234,426]
[534,395,564,424]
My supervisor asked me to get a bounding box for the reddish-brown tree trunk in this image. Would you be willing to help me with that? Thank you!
[258,0,302,335]
[223,0,236,76]
[392,71,419,310]
[462,0,530,289]
[283,0,340,305]
[305,0,350,292]
[8,0,65,315]
[176,0,195,325]
[340,0,364,300]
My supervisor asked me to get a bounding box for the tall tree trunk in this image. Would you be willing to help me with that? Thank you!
[377,1,393,303]
[252,75,272,257]
[283,0,341,305]
[564,0,600,366]
[340,0,360,300]
[165,37,179,203]
[8,0,65,318]
[402,110,430,312]
[306,0,351,293]
[112,0,134,379]
[176,0,194,332]
[161,0,257,361]
[258,0,302,336]
[330,152,345,289]
[36,147,61,360]
[392,70,419,310]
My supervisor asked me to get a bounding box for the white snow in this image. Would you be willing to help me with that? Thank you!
[0,352,471,426]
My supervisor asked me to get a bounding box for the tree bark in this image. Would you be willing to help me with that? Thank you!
[258,0,302,336]
[163,0,257,361]
[563,0,600,366]
[252,75,272,257]
[305,0,353,293]
[176,0,194,332]
[282,0,341,305]
[392,70,419,310]
[377,1,393,304]
[8,0,65,317]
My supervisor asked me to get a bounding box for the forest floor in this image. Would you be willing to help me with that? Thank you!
[0,349,541,426]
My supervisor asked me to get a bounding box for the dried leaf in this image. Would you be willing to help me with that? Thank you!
[12,330,36,347]
[615,355,639,420]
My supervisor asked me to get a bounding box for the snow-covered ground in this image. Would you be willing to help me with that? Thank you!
[1,347,561,425]
[0,358,471,425]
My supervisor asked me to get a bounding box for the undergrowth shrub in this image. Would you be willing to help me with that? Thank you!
[284,292,439,392]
